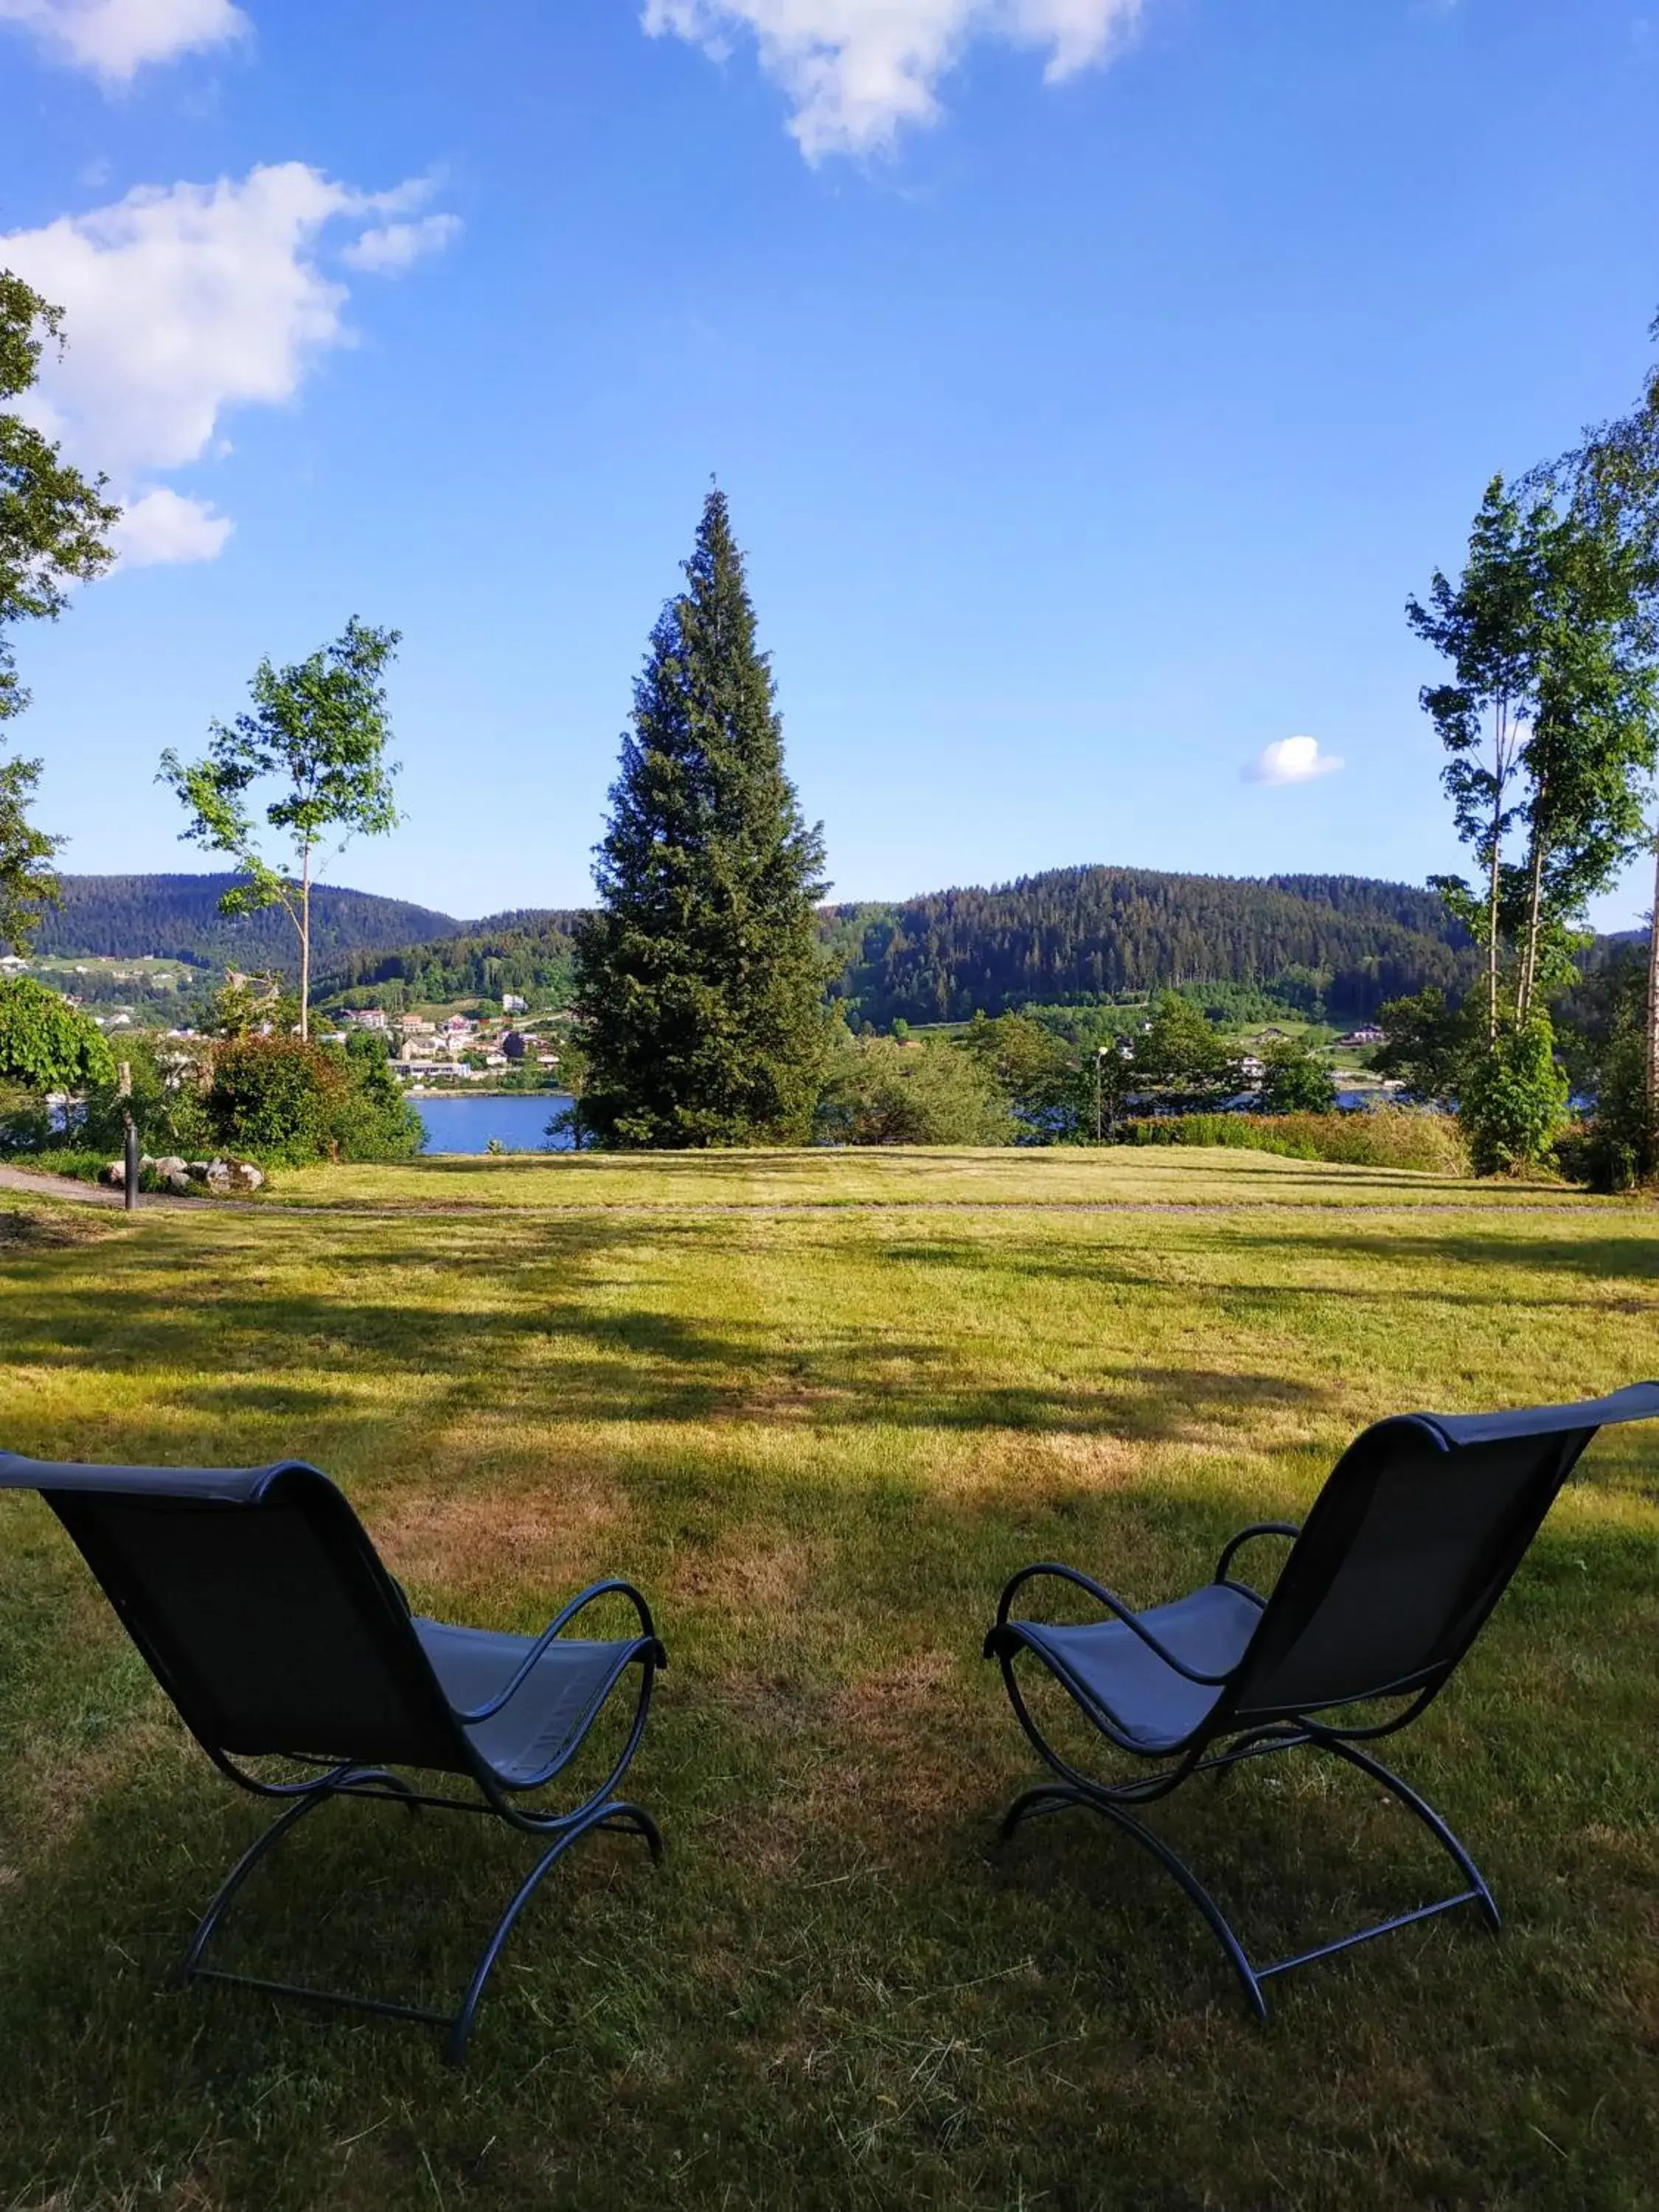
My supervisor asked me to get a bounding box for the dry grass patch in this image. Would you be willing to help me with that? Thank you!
[372,1475,633,1615]
[821,1649,980,1847]
[671,1527,818,1615]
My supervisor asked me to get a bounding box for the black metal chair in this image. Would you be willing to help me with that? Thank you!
[0,1453,666,2064]
[984,1384,1659,2017]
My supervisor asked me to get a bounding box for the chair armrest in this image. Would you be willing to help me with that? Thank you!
[1213,1522,1301,1588]
[984,1561,1237,1686]
[449,1577,666,1726]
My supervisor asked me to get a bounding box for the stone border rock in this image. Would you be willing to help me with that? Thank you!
[100,1155,265,1195]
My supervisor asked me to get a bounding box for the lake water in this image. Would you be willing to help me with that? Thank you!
[413,1093,574,1154]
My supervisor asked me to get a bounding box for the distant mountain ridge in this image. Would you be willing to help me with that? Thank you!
[35,874,467,971]
[38,863,1497,1021]
[819,865,1480,1023]
[313,863,1484,1022]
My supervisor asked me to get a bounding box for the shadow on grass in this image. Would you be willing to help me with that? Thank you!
[1,1211,1341,1446]
[1217,1222,1659,1284]
[0,1442,1653,2212]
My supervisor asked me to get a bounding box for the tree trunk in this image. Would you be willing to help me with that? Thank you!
[1517,825,1546,1027]
[299,841,311,1043]
[1484,702,1507,1046]
[1486,813,1502,1044]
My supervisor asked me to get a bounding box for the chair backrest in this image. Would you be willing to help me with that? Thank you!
[0,1455,467,1774]
[1220,1382,1659,1730]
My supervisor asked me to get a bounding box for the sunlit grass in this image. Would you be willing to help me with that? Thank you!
[1,1151,1655,2209]
[268,1141,1609,1211]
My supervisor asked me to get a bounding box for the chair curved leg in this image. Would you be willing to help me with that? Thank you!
[999,1772,1267,2020]
[993,1659,1268,2018]
[998,1782,1088,1840]
[445,1795,660,2067]
[596,1801,664,1860]
[1315,1736,1500,1934]
[181,1766,419,1986]
[1088,1794,1268,2021]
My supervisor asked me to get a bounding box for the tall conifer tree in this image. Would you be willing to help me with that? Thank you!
[574,490,828,1147]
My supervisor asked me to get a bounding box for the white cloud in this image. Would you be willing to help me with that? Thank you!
[0,0,248,80]
[341,212,463,274]
[1243,735,1345,787]
[111,486,232,565]
[1,164,459,566]
[643,0,1149,159]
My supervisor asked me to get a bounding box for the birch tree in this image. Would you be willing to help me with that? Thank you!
[159,619,403,1040]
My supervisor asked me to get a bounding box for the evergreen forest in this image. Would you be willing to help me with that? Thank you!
[28,861,1584,1028]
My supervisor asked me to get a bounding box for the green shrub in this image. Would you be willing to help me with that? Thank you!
[202,1034,423,1166]
[1458,1020,1569,1177]
[323,1034,423,1162]
[1563,1017,1655,1192]
[73,1040,214,1161]
[0,1090,57,1153]
[1120,1108,1467,1176]
[815,1034,1014,1147]
[1256,1039,1338,1113]
[205,1037,341,1165]
[0,978,115,1091]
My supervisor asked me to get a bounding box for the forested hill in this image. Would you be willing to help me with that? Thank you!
[36,875,464,971]
[319,865,1478,1021]
[36,864,1482,1023]
[318,911,587,1011]
[824,866,1478,1023]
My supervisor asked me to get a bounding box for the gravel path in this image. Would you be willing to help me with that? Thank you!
[0,1162,205,1209]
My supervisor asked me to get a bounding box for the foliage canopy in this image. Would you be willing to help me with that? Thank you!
[0,975,114,1092]
[815,1031,1014,1147]
[159,620,403,1036]
[1,272,122,953]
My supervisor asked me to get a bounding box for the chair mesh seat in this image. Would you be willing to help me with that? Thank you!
[1015,1583,1262,1750]
[987,1382,1659,2017]
[0,1450,666,2063]
[415,1620,639,1787]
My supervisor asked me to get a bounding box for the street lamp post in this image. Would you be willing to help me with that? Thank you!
[1094,1046,1108,1144]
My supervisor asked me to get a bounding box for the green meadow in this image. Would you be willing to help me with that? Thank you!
[1,1148,1655,2210]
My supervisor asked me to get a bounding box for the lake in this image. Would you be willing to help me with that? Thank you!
[413,1093,574,1154]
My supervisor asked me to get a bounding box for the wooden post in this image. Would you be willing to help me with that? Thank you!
[118,1060,137,1214]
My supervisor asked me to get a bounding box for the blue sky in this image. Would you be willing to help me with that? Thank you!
[2,0,1656,927]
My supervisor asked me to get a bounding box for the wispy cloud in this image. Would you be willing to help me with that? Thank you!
[2,164,460,566]
[1243,735,1344,786]
[0,0,248,80]
[341,212,463,274]
[644,0,1150,160]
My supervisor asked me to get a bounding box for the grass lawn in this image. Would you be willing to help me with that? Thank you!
[267,1142,1601,1212]
[1,1148,1655,2210]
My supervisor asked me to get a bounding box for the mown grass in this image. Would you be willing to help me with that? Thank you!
[1,1150,1656,2211]
[266,1141,1605,1212]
